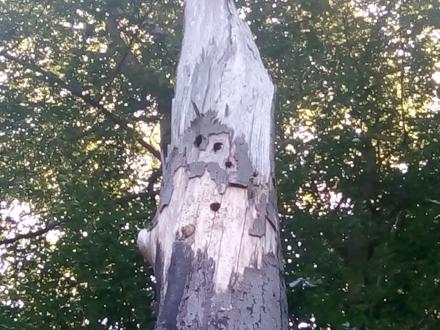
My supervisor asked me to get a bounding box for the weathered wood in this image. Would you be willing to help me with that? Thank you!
[138,1,288,329]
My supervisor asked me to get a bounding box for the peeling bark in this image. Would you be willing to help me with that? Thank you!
[138,1,288,329]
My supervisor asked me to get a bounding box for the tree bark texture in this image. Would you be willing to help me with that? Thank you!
[138,1,288,329]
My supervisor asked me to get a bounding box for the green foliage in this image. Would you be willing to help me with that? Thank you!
[1,0,439,329]
[242,0,440,328]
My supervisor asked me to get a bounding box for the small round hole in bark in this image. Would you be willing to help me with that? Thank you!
[213,142,223,152]
[253,171,258,177]
[194,135,203,147]
[225,161,233,168]
[210,202,221,212]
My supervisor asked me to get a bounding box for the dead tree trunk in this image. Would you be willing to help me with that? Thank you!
[138,1,288,329]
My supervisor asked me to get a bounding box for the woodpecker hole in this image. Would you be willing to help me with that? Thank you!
[210,202,221,212]
[194,135,203,147]
[225,160,233,168]
[213,142,223,152]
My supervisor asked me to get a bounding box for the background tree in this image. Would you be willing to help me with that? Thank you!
[1,0,439,329]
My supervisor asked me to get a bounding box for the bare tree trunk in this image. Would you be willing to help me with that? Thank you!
[138,1,288,329]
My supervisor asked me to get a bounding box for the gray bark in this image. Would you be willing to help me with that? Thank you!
[138,1,288,329]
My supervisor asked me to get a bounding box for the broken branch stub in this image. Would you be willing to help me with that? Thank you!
[137,0,288,329]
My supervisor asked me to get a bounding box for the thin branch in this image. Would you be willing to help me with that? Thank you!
[116,166,162,205]
[96,11,143,106]
[105,13,162,97]
[425,198,440,205]
[96,38,134,105]
[132,114,162,122]
[146,166,162,192]
[105,12,174,109]
[0,222,60,246]
[116,191,152,205]
[1,51,161,160]
[398,1,408,138]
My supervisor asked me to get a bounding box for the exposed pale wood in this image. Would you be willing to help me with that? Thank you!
[172,0,274,182]
[138,1,287,329]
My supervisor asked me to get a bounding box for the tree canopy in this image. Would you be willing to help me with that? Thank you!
[1,0,439,329]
